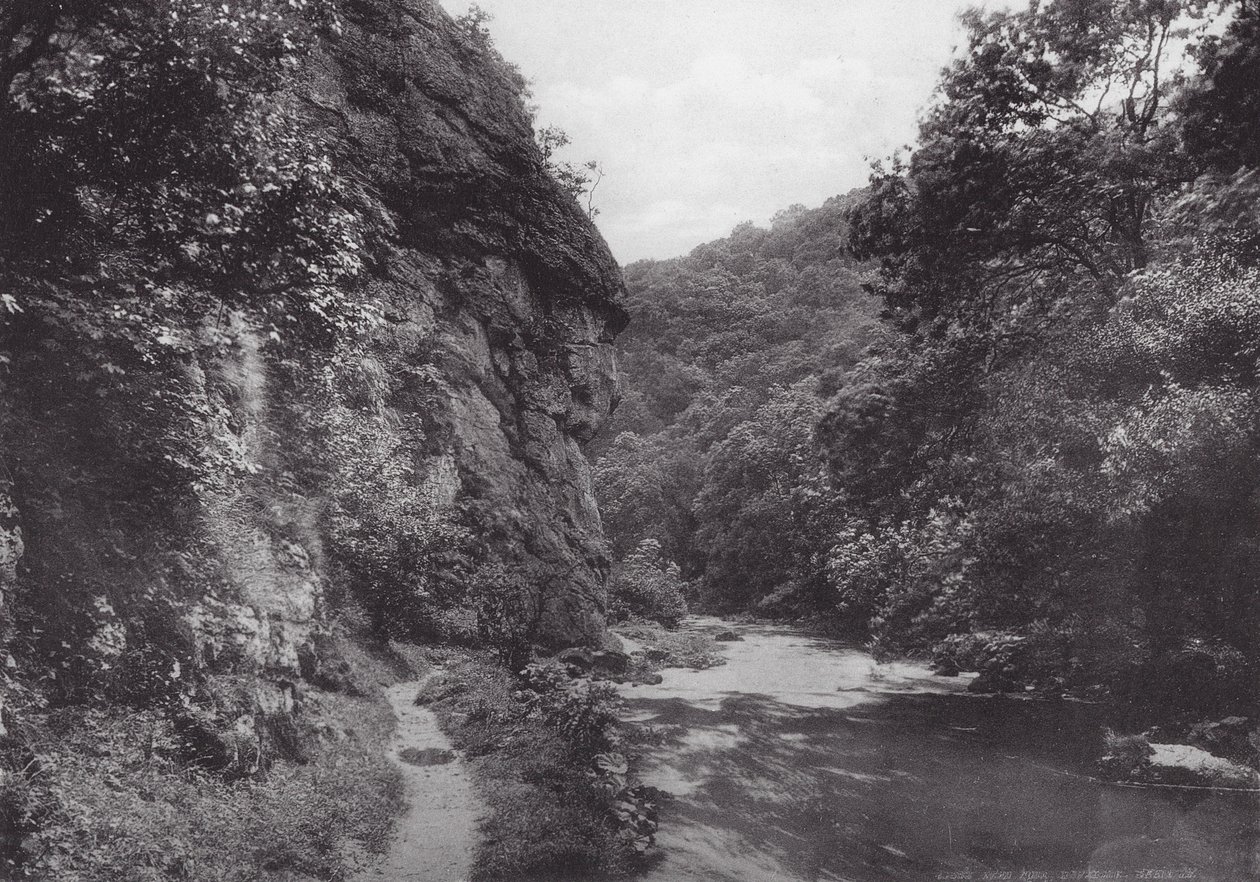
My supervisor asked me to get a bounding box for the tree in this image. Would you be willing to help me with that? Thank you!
[1,0,375,347]
[535,125,604,218]
[829,0,1222,524]
[818,1,1260,711]
[593,200,876,613]
[693,381,836,611]
[1180,4,1260,172]
[606,539,688,627]
[848,0,1210,329]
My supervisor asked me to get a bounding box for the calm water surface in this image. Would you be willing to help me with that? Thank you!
[619,619,1260,882]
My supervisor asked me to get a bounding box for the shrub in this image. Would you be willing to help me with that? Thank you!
[426,655,649,881]
[1098,728,1154,781]
[519,662,623,756]
[592,753,660,857]
[473,565,542,672]
[324,408,475,642]
[2,694,403,881]
[754,579,814,618]
[607,540,688,628]
[1119,637,1259,717]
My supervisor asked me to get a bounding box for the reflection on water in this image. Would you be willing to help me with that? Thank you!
[620,620,1260,882]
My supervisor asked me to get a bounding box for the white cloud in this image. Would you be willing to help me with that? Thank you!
[440,1,978,261]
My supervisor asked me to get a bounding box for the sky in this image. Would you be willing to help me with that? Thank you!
[437,1,991,264]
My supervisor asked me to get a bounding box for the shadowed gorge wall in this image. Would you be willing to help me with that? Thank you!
[0,0,625,762]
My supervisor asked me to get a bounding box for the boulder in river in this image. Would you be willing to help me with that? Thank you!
[966,669,1024,694]
[1144,743,1260,788]
[713,629,743,642]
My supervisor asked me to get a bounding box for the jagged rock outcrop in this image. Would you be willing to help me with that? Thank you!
[0,0,625,753]
[301,0,627,642]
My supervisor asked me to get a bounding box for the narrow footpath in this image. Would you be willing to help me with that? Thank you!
[357,677,483,882]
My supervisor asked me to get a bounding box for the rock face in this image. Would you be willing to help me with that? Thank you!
[0,0,624,750]
[301,0,627,643]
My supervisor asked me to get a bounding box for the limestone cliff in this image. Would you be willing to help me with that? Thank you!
[301,0,628,642]
[0,0,624,758]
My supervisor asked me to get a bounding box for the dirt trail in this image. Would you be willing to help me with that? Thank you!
[358,678,483,882]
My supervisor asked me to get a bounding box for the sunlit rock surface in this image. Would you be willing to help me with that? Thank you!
[1144,743,1260,789]
[301,0,627,644]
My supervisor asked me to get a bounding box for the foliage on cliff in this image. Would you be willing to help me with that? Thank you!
[3,0,420,698]
[0,1,404,873]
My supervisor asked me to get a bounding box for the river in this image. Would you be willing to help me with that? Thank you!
[619,619,1260,882]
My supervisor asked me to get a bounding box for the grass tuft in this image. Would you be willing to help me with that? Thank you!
[2,635,410,881]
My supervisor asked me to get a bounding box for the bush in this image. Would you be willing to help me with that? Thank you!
[324,409,475,642]
[472,564,543,672]
[753,579,815,618]
[1098,728,1154,781]
[607,540,688,628]
[932,622,1079,693]
[519,662,623,756]
[1119,637,1259,717]
[427,654,654,880]
[3,692,403,881]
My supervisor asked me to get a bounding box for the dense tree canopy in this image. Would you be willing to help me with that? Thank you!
[820,0,1260,710]
[593,199,878,615]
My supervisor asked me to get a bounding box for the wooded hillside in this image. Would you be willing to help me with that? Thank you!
[594,197,879,616]
[602,0,1260,718]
